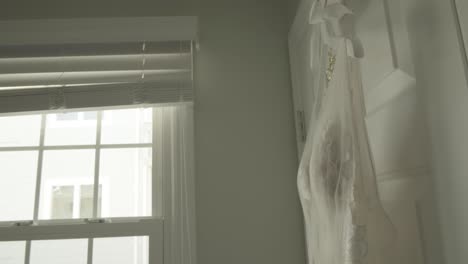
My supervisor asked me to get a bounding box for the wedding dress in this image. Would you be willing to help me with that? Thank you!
[297,1,396,264]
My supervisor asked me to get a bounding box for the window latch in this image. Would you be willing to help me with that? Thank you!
[85,218,107,224]
[13,220,34,227]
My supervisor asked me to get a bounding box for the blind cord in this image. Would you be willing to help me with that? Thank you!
[50,47,67,110]
[133,41,147,104]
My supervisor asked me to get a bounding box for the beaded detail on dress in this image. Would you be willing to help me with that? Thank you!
[326,49,337,82]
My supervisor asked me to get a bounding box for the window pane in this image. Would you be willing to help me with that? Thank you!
[50,186,74,219]
[99,148,152,218]
[0,241,26,264]
[30,239,87,264]
[80,184,100,218]
[56,112,78,121]
[44,111,97,146]
[0,151,37,221]
[39,150,95,220]
[83,111,97,120]
[101,108,152,144]
[0,114,41,147]
[93,236,149,264]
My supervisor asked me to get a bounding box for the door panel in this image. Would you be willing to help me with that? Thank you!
[350,0,436,263]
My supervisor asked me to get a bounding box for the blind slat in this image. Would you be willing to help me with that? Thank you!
[0,70,191,88]
[0,37,194,112]
[0,82,193,114]
[0,53,191,74]
[0,41,191,58]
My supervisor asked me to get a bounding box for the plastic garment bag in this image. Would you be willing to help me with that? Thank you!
[297,3,396,264]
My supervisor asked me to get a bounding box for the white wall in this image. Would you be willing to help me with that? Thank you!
[1,1,306,264]
[193,4,305,263]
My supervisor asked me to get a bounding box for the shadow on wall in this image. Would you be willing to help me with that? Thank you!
[345,0,371,16]
[406,0,448,263]
[343,0,371,58]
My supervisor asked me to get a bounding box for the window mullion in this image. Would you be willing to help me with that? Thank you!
[88,111,102,264]
[32,114,46,222]
[152,107,161,218]
[0,220,162,241]
[74,185,81,219]
[24,240,31,264]
[28,114,45,264]
[87,238,93,264]
[92,111,103,218]
[0,143,153,152]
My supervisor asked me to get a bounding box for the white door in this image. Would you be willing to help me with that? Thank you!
[289,0,444,263]
[349,1,435,263]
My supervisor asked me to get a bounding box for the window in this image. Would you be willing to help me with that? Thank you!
[0,16,197,264]
[0,105,195,264]
[56,112,79,121]
[0,107,157,263]
[48,184,101,219]
[55,112,100,122]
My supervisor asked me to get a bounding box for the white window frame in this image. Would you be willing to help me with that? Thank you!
[0,106,167,264]
[0,16,197,264]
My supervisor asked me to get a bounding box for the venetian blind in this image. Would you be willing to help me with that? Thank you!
[0,17,197,113]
